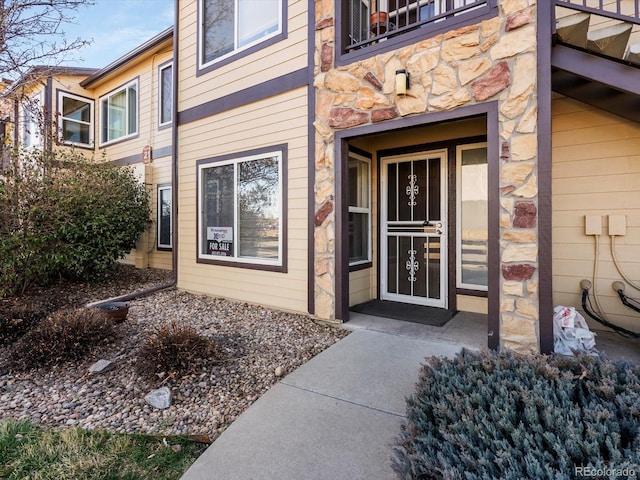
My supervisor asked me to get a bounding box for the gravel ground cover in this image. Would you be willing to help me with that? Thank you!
[0,267,347,440]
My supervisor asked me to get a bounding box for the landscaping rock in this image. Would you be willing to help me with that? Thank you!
[89,359,116,374]
[145,387,172,409]
[0,283,347,437]
[275,366,284,377]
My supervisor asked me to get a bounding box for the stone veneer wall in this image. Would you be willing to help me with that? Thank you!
[313,0,542,353]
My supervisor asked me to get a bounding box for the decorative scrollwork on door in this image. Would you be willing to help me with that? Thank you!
[405,249,419,282]
[405,174,418,207]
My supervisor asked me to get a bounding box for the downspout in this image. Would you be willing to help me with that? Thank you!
[171,2,179,282]
[45,76,53,154]
[88,12,180,309]
[12,98,18,146]
[536,0,554,353]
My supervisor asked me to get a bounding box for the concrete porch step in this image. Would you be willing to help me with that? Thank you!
[556,11,591,49]
[587,22,633,59]
[626,42,640,64]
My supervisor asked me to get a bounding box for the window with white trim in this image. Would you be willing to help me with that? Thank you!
[456,143,488,291]
[58,92,94,147]
[100,79,138,145]
[348,152,371,265]
[159,63,172,127]
[198,150,282,266]
[158,185,172,249]
[199,0,282,67]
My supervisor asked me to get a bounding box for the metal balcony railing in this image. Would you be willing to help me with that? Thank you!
[345,0,489,52]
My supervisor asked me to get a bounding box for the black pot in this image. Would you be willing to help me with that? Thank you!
[95,302,129,323]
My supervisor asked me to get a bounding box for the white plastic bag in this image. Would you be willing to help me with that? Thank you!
[553,306,597,355]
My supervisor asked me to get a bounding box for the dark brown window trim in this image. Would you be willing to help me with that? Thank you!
[457,288,488,298]
[336,2,498,66]
[196,0,288,77]
[195,143,288,274]
[349,262,372,272]
[178,68,307,125]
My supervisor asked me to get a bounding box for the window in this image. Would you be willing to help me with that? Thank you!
[456,143,488,291]
[348,152,371,265]
[158,185,172,249]
[199,0,282,67]
[198,149,283,267]
[100,80,138,145]
[58,92,94,147]
[348,0,369,45]
[21,94,41,148]
[159,63,172,127]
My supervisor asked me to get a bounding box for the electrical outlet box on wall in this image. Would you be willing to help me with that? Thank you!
[609,215,626,236]
[585,215,602,235]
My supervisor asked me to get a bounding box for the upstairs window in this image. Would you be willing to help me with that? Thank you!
[159,63,172,127]
[199,0,282,68]
[100,79,138,145]
[58,92,94,147]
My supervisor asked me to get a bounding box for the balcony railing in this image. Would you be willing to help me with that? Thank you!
[345,0,489,52]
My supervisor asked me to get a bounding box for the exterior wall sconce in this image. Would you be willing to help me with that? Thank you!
[395,69,410,95]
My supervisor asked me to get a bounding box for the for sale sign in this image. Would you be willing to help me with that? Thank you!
[207,227,233,256]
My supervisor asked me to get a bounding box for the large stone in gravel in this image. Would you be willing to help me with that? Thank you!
[145,387,172,409]
[89,359,115,374]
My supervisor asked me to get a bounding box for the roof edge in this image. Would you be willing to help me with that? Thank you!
[81,26,174,88]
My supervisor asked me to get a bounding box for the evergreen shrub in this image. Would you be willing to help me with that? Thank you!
[0,148,150,296]
[393,349,640,480]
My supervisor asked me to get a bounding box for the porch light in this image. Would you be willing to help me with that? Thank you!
[395,69,410,95]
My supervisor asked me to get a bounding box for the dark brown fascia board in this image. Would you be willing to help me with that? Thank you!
[81,26,174,88]
[551,44,640,96]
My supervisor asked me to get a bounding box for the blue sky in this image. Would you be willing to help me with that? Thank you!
[61,0,174,68]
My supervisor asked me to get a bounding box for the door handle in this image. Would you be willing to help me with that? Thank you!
[435,222,443,235]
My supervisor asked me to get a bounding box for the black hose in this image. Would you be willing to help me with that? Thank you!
[616,288,640,313]
[581,288,640,339]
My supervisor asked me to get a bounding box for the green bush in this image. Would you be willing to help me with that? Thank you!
[393,350,640,480]
[137,321,217,378]
[0,148,150,295]
[8,308,116,370]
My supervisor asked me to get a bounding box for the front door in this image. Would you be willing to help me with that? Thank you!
[380,150,447,307]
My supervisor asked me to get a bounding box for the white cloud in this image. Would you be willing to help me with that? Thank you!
[61,0,174,68]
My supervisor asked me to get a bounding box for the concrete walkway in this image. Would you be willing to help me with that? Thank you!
[180,317,466,480]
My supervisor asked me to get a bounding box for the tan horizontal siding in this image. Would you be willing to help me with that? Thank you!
[552,96,640,332]
[349,268,373,307]
[176,88,309,313]
[177,0,308,111]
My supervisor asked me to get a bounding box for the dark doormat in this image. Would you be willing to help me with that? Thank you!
[350,300,456,327]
